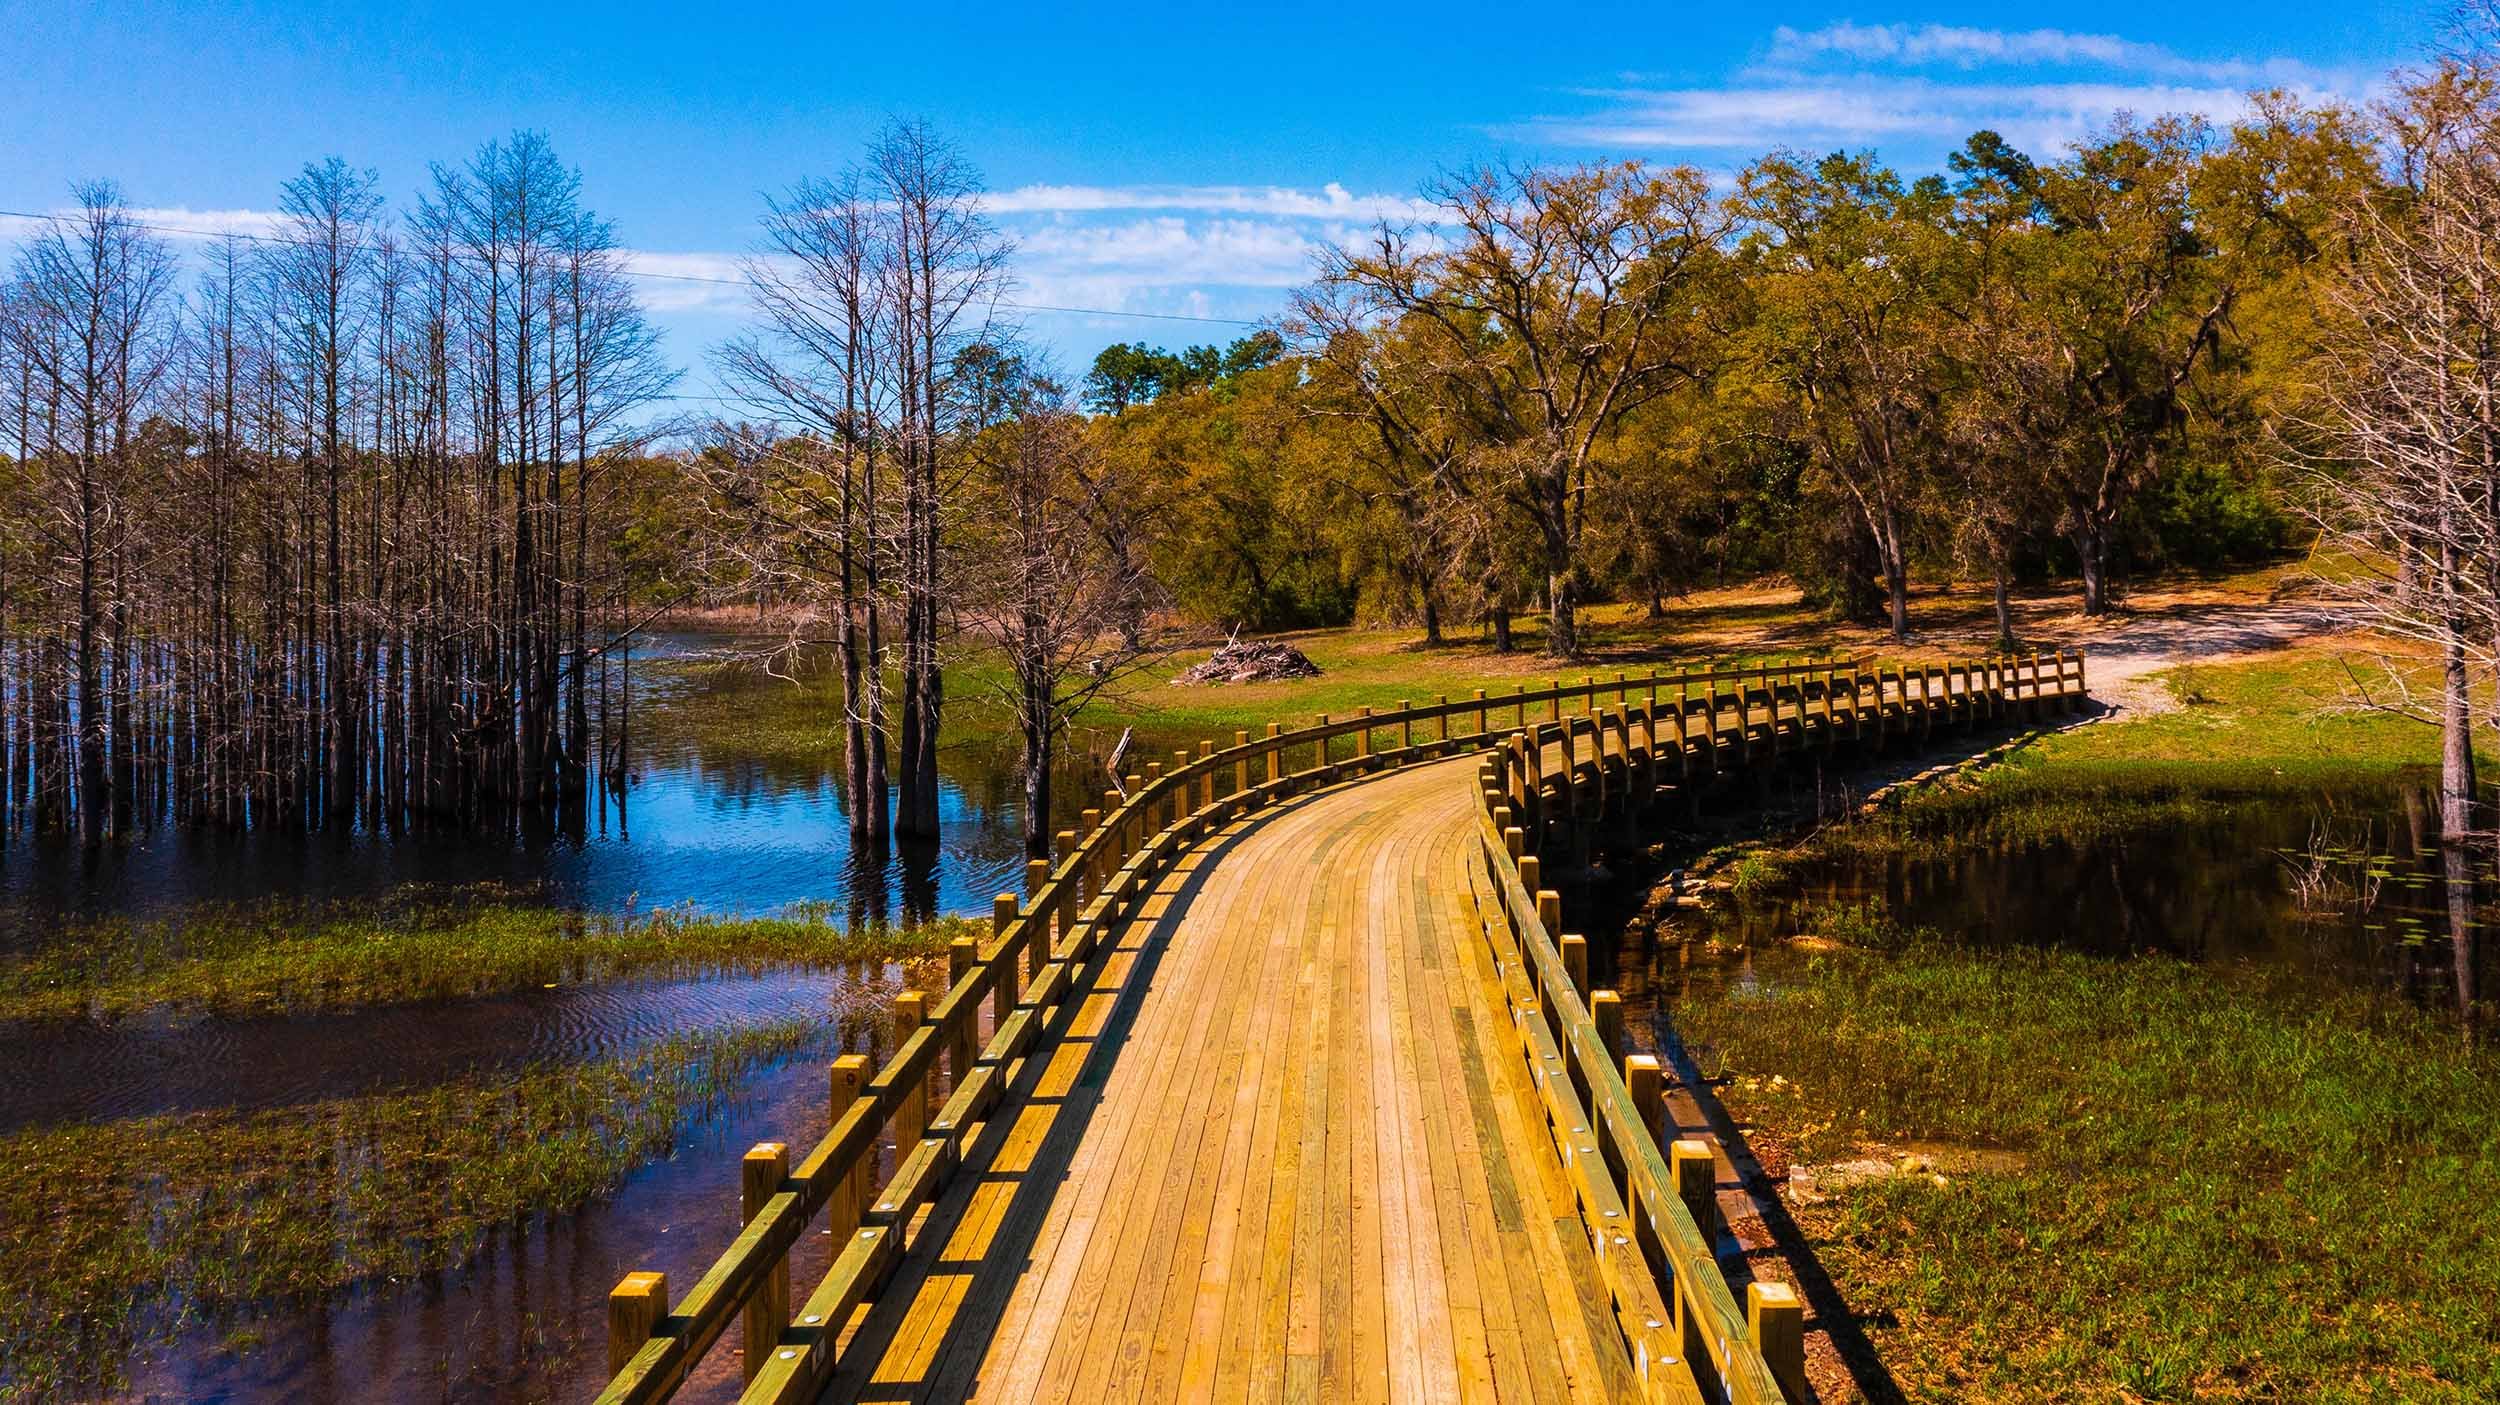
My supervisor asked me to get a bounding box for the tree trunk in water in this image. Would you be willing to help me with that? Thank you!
[2440,623,2476,846]
[2441,619,2480,1033]
[1022,671,1052,858]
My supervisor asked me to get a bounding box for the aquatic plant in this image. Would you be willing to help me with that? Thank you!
[0,897,973,1023]
[0,1021,829,1401]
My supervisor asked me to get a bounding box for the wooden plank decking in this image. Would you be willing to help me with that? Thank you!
[823,757,1635,1403]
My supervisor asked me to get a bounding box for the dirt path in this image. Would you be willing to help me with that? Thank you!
[2059,602,2353,719]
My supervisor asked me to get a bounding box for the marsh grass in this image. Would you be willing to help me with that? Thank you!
[0,897,974,1023]
[0,1020,828,1401]
[1677,943,2500,1401]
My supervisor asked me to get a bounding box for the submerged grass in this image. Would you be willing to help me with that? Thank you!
[0,897,973,1023]
[1676,945,2500,1402]
[0,1019,827,1402]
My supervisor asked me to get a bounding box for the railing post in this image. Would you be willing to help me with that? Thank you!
[1399,700,1413,751]
[1561,935,1589,997]
[1625,1054,1663,1140]
[948,935,978,1080]
[1358,707,1373,759]
[1233,730,1250,793]
[1314,715,1329,774]
[1748,1281,1807,1400]
[1436,695,1448,743]
[1519,854,1542,895]
[1549,679,1561,722]
[1625,1053,1665,1269]
[607,1270,667,1376]
[741,1141,790,1381]
[828,1055,870,1240]
[1591,988,1621,1052]
[1671,1138,1718,1246]
[893,990,928,1145]
[1474,688,1487,735]
[1265,721,1282,784]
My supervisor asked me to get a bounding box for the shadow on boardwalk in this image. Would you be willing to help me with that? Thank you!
[829,810,1271,1402]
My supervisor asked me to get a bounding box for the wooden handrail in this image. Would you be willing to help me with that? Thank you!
[1464,647,2089,1403]
[591,647,2089,1405]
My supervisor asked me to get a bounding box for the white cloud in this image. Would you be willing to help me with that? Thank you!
[1509,22,2376,161]
[1009,214,1333,319]
[1520,76,2274,154]
[0,205,287,244]
[1760,22,2318,84]
[620,249,750,313]
[118,206,288,239]
[981,182,1438,222]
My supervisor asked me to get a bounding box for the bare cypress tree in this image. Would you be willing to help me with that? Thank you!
[266,156,383,824]
[2302,42,2500,847]
[712,168,897,840]
[7,182,177,843]
[872,120,1011,838]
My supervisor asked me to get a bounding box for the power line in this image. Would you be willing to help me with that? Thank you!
[0,206,1269,327]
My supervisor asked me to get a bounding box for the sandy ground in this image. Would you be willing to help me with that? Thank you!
[2059,602,2355,719]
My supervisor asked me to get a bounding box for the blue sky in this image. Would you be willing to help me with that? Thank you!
[0,3,2428,400]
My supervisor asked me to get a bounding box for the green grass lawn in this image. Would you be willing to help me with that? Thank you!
[2035,643,2462,776]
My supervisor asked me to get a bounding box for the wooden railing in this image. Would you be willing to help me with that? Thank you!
[591,648,2087,1405]
[1465,649,2088,1404]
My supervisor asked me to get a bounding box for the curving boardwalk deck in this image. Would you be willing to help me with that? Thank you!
[593,651,2091,1405]
[826,758,1634,1403]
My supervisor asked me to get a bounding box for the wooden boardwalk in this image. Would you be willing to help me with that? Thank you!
[593,652,2089,1405]
[826,760,1633,1403]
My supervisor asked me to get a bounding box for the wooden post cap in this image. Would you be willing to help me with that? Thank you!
[992,894,1019,933]
[893,989,926,1031]
[1503,825,1525,859]
[1536,889,1562,935]
[1561,935,1590,995]
[608,1270,668,1374]
[1671,1138,1718,1243]
[1748,1280,1807,1393]
[1590,988,1621,1049]
[1518,854,1542,891]
[742,1141,789,1219]
[1624,1054,1663,1134]
[831,1052,868,1105]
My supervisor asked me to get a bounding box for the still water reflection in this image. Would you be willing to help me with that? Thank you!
[1668,779,2492,1022]
[2,632,1128,1402]
[0,632,1089,929]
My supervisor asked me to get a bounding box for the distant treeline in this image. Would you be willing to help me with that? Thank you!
[4,17,2490,849]
[0,134,675,844]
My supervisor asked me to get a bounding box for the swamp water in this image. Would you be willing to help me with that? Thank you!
[1620,776,2493,1036]
[0,632,1125,1402]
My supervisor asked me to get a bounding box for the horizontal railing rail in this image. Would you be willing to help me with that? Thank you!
[591,647,2089,1405]
[1466,647,2088,1403]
